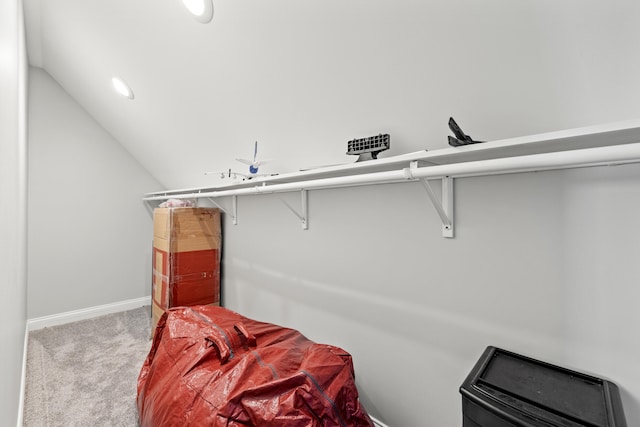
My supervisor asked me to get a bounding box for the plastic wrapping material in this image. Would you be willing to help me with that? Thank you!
[158,198,195,208]
[137,306,374,427]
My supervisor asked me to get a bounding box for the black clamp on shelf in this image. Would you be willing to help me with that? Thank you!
[448,117,484,147]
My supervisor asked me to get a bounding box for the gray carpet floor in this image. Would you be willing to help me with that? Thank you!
[23,306,152,426]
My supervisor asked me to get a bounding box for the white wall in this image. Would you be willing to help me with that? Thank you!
[219,162,640,426]
[168,2,640,425]
[0,0,27,424]
[27,67,163,318]
[21,0,640,425]
[32,0,640,189]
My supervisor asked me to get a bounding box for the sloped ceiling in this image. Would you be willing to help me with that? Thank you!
[23,0,640,189]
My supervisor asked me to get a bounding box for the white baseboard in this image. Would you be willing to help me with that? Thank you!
[17,323,28,427]
[371,415,390,427]
[27,296,151,331]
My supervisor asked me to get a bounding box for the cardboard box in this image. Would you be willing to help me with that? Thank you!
[151,207,221,335]
[153,207,221,252]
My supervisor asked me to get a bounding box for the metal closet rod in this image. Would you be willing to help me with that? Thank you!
[143,142,640,201]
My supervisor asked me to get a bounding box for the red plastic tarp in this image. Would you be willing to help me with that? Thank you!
[137,305,374,427]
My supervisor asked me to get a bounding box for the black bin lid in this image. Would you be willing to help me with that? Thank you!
[460,346,627,427]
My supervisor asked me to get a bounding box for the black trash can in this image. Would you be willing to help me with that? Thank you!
[460,346,627,427]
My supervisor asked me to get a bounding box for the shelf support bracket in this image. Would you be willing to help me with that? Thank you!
[279,190,308,230]
[208,196,238,225]
[411,162,454,238]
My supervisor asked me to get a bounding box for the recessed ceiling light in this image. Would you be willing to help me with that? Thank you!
[111,76,134,100]
[182,0,213,23]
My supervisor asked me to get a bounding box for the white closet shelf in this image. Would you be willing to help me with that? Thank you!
[143,118,640,237]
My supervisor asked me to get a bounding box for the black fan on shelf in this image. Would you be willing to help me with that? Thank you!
[346,134,390,162]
